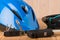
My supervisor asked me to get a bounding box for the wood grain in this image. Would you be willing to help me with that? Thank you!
[25,0,60,18]
[0,0,60,40]
[0,19,60,40]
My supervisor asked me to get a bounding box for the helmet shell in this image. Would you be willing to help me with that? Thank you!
[0,0,39,31]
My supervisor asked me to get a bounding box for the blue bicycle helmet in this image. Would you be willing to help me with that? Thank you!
[0,0,39,31]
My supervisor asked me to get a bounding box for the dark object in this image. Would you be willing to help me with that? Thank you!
[4,29,25,37]
[42,14,60,29]
[27,29,54,38]
[4,31,20,37]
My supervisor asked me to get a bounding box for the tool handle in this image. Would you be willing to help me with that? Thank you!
[27,29,54,38]
[4,31,25,37]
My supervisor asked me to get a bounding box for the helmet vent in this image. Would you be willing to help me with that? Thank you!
[21,6,28,14]
[32,10,35,21]
[11,10,22,21]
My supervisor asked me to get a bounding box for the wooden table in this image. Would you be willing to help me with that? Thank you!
[0,32,60,40]
[0,19,60,40]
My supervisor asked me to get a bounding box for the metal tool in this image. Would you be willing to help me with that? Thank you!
[42,14,60,29]
[27,29,60,38]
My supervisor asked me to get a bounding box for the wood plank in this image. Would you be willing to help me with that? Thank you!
[56,36,60,40]
[0,32,56,40]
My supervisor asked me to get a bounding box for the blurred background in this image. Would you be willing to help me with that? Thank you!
[24,0,60,18]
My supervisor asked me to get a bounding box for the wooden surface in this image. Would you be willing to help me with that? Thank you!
[0,19,60,40]
[0,0,60,40]
[25,0,60,18]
